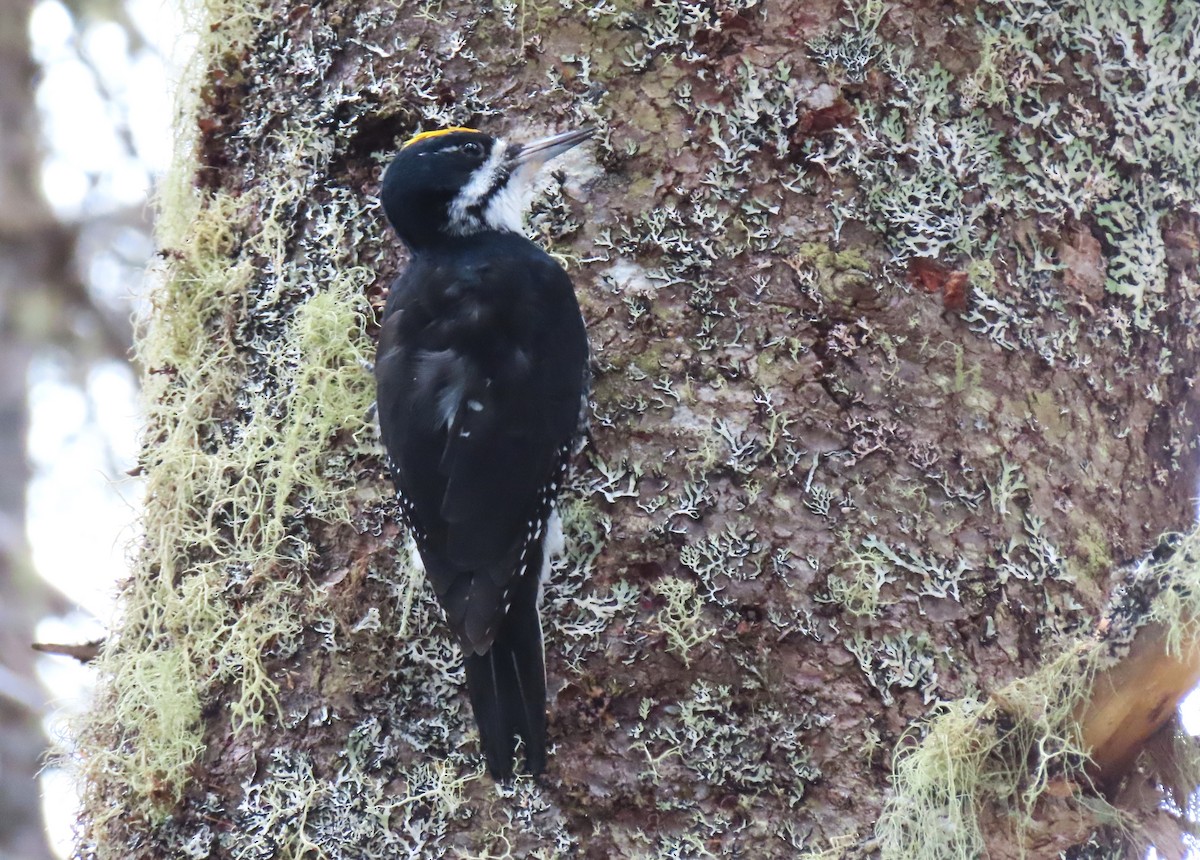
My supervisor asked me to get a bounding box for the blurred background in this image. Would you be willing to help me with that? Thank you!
[0,0,181,855]
[2,1,1199,858]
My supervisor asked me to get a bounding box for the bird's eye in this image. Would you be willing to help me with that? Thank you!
[463,141,484,157]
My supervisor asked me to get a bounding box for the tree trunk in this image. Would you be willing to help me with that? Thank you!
[75,1,1200,858]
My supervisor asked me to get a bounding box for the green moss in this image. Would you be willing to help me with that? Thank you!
[1072,521,1113,583]
[1027,389,1069,444]
[76,0,381,836]
[876,526,1200,859]
[791,242,873,309]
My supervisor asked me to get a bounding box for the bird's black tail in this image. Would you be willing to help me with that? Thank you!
[463,590,547,780]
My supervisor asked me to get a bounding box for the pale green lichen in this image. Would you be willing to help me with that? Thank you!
[824,532,972,617]
[845,631,940,705]
[877,654,1101,860]
[617,0,764,73]
[546,495,634,670]
[76,0,380,840]
[875,526,1200,859]
[650,575,716,663]
[634,679,821,808]
[986,457,1028,518]
[807,0,885,82]
[679,522,765,590]
[808,50,1011,264]
[230,735,474,859]
[810,0,1200,338]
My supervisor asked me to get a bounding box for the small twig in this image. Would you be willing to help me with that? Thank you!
[32,638,105,664]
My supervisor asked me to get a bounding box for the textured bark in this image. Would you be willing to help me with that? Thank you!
[76,1,1200,858]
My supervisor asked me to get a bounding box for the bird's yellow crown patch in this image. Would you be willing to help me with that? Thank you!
[402,127,481,148]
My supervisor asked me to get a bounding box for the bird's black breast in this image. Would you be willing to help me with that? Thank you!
[375,232,588,647]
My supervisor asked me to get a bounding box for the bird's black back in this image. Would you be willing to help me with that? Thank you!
[375,231,588,652]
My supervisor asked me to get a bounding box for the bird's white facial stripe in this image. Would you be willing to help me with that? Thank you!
[448,141,512,235]
[447,140,541,236]
[482,173,533,234]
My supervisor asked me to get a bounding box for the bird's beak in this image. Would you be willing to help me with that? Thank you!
[510,127,594,168]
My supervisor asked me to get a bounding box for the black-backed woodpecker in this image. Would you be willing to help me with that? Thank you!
[375,126,592,780]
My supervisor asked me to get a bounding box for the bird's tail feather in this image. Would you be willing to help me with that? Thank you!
[463,596,547,780]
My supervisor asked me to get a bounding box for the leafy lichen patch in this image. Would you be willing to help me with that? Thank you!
[809,0,1200,343]
[630,679,823,850]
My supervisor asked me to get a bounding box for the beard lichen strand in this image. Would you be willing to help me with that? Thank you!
[77,63,379,859]
[874,526,1200,860]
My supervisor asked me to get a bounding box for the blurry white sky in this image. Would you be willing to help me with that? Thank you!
[33,0,174,219]
[20,0,1200,857]
[26,0,184,853]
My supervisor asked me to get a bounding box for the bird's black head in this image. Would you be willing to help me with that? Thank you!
[380,126,593,251]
